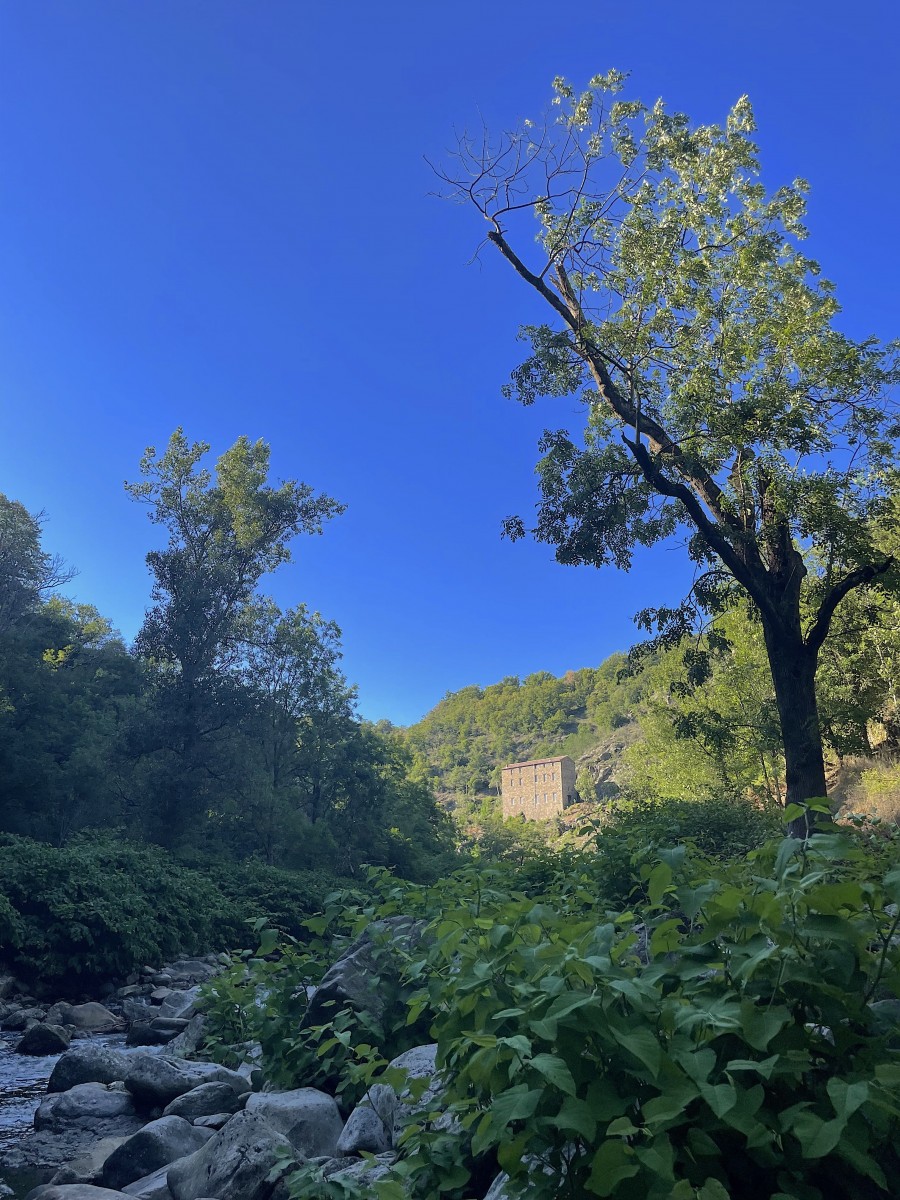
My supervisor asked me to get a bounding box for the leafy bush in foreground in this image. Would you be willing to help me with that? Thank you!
[204,810,900,1199]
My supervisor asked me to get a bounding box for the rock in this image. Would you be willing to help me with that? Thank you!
[121,1164,179,1200]
[117,986,146,1000]
[303,917,424,1030]
[124,1055,245,1110]
[244,1088,343,1158]
[151,975,173,987]
[386,1043,443,1141]
[164,1016,205,1059]
[150,989,172,1003]
[99,1118,213,1191]
[167,1111,295,1200]
[49,1045,133,1093]
[35,1084,141,1136]
[163,1082,247,1121]
[121,999,154,1024]
[335,1084,395,1155]
[0,972,19,999]
[45,1004,123,1033]
[126,1024,174,1048]
[157,990,200,1021]
[166,962,216,986]
[321,1152,396,1189]
[24,1188,133,1200]
[2,1005,45,1030]
[16,1023,72,1055]
[50,1137,130,1185]
[191,1113,231,1130]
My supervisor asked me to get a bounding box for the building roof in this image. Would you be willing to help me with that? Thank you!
[502,756,573,770]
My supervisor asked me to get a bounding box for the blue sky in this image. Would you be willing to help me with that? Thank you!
[1,2,898,725]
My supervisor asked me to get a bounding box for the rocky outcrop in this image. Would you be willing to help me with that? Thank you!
[123,1055,245,1111]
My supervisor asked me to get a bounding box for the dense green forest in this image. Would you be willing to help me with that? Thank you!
[0,430,454,883]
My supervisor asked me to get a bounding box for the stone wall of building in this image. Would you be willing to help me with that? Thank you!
[501,756,576,820]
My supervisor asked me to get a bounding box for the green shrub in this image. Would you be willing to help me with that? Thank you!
[0,833,243,993]
[223,813,900,1199]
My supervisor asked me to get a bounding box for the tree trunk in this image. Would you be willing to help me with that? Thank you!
[762,623,828,837]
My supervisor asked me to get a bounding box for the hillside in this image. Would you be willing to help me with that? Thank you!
[403,653,649,811]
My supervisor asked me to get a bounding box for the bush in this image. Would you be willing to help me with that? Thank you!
[0,833,243,993]
[202,861,359,941]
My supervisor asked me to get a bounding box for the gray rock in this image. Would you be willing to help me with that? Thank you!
[99,1118,212,1191]
[167,1111,295,1200]
[121,1164,178,1200]
[1,1005,45,1031]
[164,1016,205,1060]
[45,1004,123,1033]
[244,1089,343,1158]
[124,1055,245,1110]
[157,990,200,1021]
[335,1084,395,1154]
[50,1137,130,1186]
[387,1043,443,1141]
[49,1045,133,1093]
[0,972,19,1000]
[126,1025,174,1048]
[303,917,424,1029]
[191,1113,231,1130]
[35,1085,141,1136]
[321,1152,396,1189]
[17,1023,72,1055]
[24,1188,132,1200]
[163,1082,246,1121]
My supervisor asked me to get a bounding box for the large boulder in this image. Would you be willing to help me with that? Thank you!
[244,1089,343,1159]
[302,917,424,1029]
[1,1005,45,1030]
[35,1085,141,1137]
[163,1082,247,1121]
[167,1111,295,1200]
[45,1003,123,1034]
[386,1043,444,1142]
[50,1137,130,1186]
[99,1118,212,1191]
[121,1163,181,1199]
[17,1023,72,1056]
[124,1055,245,1110]
[48,1045,133,1093]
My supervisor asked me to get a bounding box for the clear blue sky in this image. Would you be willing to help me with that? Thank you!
[1,2,898,725]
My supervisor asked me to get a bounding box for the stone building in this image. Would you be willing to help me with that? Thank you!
[501,755,577,820]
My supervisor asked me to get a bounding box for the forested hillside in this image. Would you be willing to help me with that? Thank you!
[0,431,454,884]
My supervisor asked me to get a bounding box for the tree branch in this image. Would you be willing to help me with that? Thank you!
[805,557,896,654]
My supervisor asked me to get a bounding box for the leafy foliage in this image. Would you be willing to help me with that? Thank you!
[215,820,900,1200]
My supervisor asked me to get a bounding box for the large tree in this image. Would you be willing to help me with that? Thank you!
[442,74,899,832]
[126,429,343,846]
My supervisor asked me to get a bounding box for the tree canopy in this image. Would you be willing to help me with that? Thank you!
[442,73,900,830]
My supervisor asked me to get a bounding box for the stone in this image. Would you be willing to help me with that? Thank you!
[157,990,200,1021]
[335,1084,395,1155]
[124,1055,245,1110]
[164,1016,205,1059]
[386,1043,443,1142]
[45,1003,123,1033]
[321,1153,397,1189]
[49,1045,133,1093]
[150,989,172,1003]
[121,999,154,1024]
[190,1113,231,1130]
[163,1082,247,1121]
[244,1088,343,1158]
[303,917,424,1030]
[167,1111,295,1200]
[16,1022,72,1055]
[50,1137,130,1185]
[35,1084,141,1136]
[121,1165,178,1200]
[0,971,19,999]
[126,1024,174,1048]
[151,974,173,987]
[24,1188,133,1200]
[99,1118,212,1191]
[1,1005,45,1030]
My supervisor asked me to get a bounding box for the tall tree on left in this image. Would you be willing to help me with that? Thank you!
[125,429,344,849]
